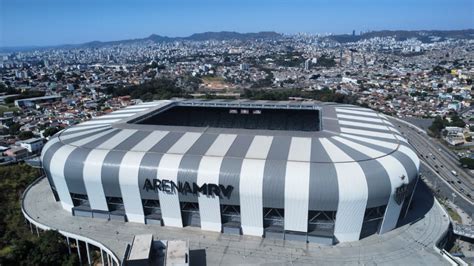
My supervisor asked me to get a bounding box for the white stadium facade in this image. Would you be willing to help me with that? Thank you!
[41,99,420,244]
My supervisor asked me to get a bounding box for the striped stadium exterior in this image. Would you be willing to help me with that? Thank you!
[41,99,420,244]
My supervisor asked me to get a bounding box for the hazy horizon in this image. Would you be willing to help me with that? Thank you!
[1,0,473,47]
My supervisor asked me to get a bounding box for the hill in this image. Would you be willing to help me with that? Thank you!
[328,29,474,43]
[0,31,282,52]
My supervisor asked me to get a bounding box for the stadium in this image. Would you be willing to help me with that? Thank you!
[40,99,420,245]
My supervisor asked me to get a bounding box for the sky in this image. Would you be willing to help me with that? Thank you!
[1,0,473,47]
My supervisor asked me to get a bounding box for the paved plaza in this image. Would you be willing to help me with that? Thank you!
[23,178,450,265]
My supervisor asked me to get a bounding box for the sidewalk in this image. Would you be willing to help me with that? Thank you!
[23,178,451,265]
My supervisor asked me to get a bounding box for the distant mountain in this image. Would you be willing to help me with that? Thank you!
[327,29,474,43]
[186,31,281,41]
[0,31,283,52]
[2,29,473,52]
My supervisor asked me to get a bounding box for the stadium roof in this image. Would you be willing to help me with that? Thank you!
[42,99,419,210]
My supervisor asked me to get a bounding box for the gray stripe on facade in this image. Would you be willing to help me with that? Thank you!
[137,132,174,203]
[42,140,63,192]
[60,128,115,145]
[341,124,397,135]
[339,136,395,154]
[390,149,418,184]
[224,135,255,158]
[219,135,254,206]
[113,131,151,151]
[341,132,400,143]
[309,138,339,211]
[329,138,392,208]
[63,130,123,195]
[149,132,184,153]
[322,119,341,133]
[322,105,338,119]
[338,117,388,127]
[138,153,164,201]
[177,134,219,203]
[101,150,127,198]
[338,136,416,183]
[60,125,109,136]
[136,132,185,205]
[101,132,152,198]
[340,113,386,122]
[262,136,291,208]
[43,128,113,176]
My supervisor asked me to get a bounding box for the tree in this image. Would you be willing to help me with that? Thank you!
[429,116,446,138]
[18,131,34,140]
[448,115,466,128]
[0,164,40,264]
[43,127,61,138]
[460,158,474,169]
[54,71,64,81]
[28,231,76,266]
[8,123,21,136]
[107,77,185,101]
[0,83,19,95]
[316,54,336,68]
[0,165,77,265]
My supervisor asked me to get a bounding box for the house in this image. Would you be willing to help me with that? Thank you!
[16,138,44,154]
[4,146,28,160]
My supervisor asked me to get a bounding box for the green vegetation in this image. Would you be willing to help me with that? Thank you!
[5,122,22,136]
[4,91,46,104]
[459,157,474,169]
[0,84,40,107]
[18,131,34,140]
[201,76,225,83]
[448,115,466,128]
[0,164,77,265]
[271,52,305,67]
[0,83,18,95]
[43,127,61,138]
[0,105,20,116]
[315,54,337,68]
[108,77,358,104]
[449,242,462,253]
[446,206,462,223]
[107,78,186,101]
[428,115,466,138]
[243,87,358,104]
[251,68,274,88]
[431,65,450,75]
[4,230,79,266]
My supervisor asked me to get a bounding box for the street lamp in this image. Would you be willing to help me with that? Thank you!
[452,192,456,204]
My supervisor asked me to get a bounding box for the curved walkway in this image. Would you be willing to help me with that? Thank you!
[23,178,450,265]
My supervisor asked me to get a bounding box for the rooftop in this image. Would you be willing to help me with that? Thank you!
[17,138,43,144]
[14,95,62,102]
[127,234,153,261]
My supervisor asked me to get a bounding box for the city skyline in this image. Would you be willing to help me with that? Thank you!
[1,0,473,47]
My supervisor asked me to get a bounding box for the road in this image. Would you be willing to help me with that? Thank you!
[389,117,473,219]
[419,163,473,220]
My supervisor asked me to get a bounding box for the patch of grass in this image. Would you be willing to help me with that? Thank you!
[0,246,13,257]
[449,242,462,253]
[0,105,20,116]
[202,76,225,83]
[446,207,462,223]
